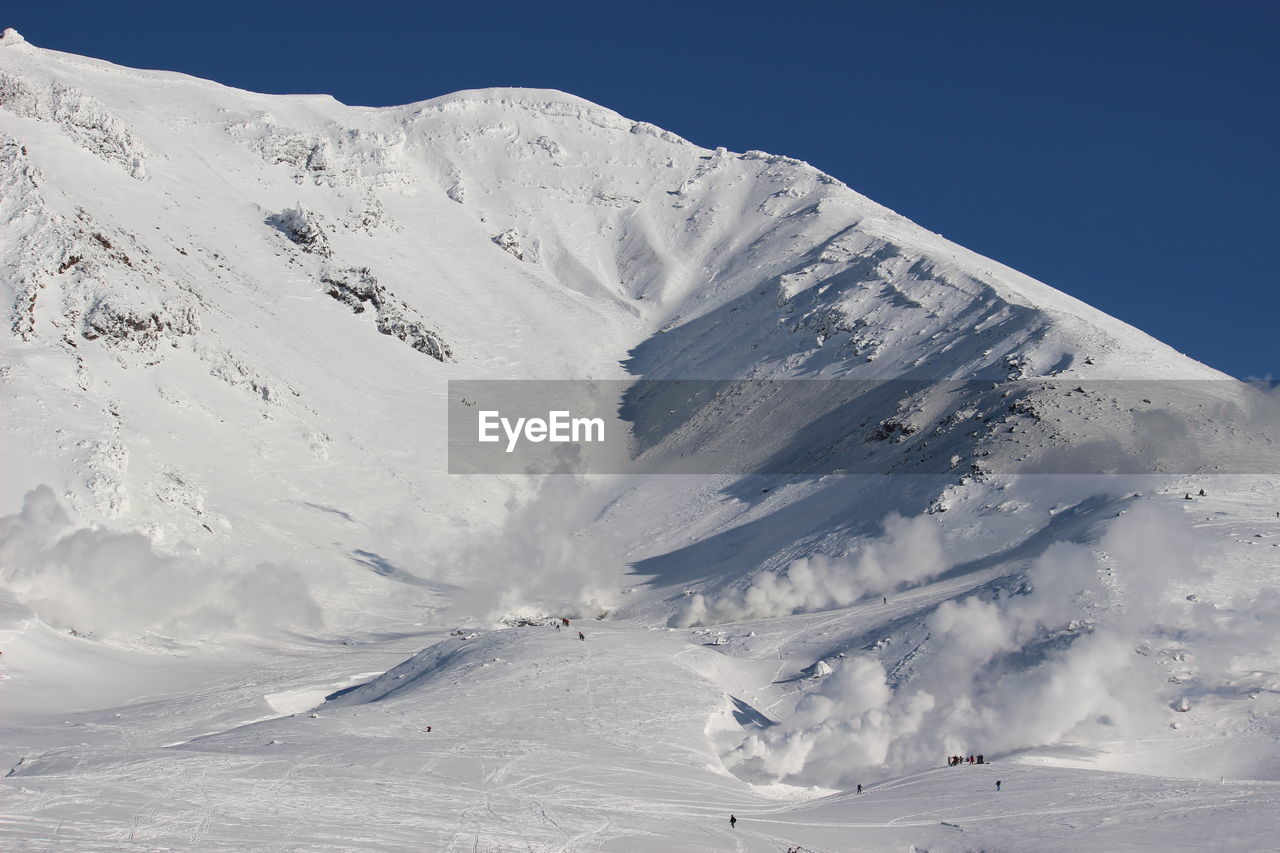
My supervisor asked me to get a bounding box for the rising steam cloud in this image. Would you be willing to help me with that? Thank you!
[724,502,1272,787]
[441,472,620,623]
[0,485,323,639]
[672,513,949,628]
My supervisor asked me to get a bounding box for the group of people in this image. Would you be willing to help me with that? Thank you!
[550,617,586,640]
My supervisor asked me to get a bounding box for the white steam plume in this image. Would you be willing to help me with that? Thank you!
[724,502,1240,787]
[0,485,323,639]
[672,513,948,627]
[441,473,620,623]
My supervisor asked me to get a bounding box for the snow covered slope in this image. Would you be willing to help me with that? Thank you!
[2,28,1278,851]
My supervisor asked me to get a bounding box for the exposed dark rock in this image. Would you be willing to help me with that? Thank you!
[320,267,452,362]
[81,297,198,349]
[868,419,918,443]
[268,205,331,256]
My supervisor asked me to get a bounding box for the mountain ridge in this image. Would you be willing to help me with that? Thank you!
[2,32,1278,852]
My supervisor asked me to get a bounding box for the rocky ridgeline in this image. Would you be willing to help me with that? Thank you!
[0,139,198,355]
[229,114,409,190]
[320,266,452,363]
[269,204,333,257]
[1,135,55,340]
[271,204,451,362]
[0,70,148,179]
[57,212,200,354]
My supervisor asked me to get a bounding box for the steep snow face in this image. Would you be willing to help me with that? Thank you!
[2,33,1279,849]
[0,31,1222,551]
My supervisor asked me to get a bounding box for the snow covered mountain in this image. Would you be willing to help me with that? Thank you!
[2,28,1278,851]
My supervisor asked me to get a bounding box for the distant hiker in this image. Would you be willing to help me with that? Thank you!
[425,725,432,732]
[729,814,737,829]
[856,783,863,794]
[977,754,984,764]
[996,780,1002,791]
[968,755,974,764]
[562,617,570,626]
[1185,493,1193,500]
[883,597,888,605]
[554,621,561,631]
[1199,489,1207,497]
[578,631,585,641]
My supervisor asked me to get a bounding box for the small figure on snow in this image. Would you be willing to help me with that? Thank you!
[578,631,585,641]
[856,783,863,794]
[562,617,570,627]
[996,780,1002,791]
[729,814,737,829]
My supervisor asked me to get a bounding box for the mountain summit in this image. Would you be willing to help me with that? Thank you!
[1,34,1278,852]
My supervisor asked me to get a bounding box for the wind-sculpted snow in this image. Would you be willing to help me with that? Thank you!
[0,71,147,178]
[229,115,409,189]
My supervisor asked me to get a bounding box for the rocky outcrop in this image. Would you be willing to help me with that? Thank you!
[269,204,332,256]
[0,71,148,178]
[320,266,452,362]
[230,115,409,190]
[491,228,531,261]
[81,294,198,349]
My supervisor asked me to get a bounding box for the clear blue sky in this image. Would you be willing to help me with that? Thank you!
[7,1,1276,378]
